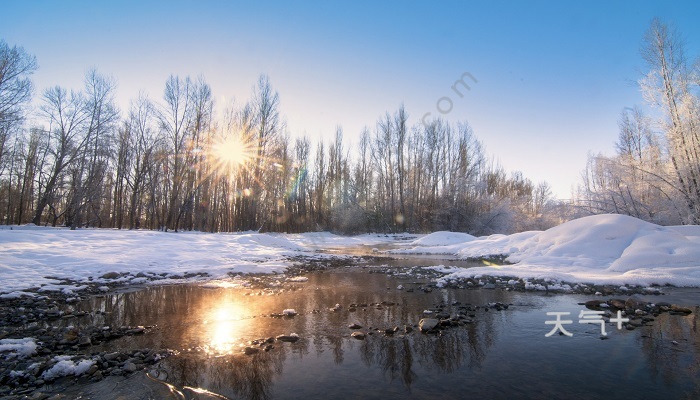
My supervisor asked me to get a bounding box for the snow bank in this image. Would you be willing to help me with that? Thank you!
[282,231,413,248]
[436,214,700,286]
[0,226,311,294]
[3,215,699,292]
[390,231,479,255]
[410,231,476,246]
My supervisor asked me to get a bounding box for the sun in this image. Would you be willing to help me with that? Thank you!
[210,133,253,170]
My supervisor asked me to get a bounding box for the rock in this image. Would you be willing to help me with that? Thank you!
[122,362,137,373]
[628,319,644,327]
[608,299,626,309]
[78,336,92,347]
[86,365,99,376]
[100,272,120,279]
[276,334,300,342]
[625,296,648,310]
[670,304,692,314]
[482,283,496,289]
[126,326,145,334]
[62,331,78,343]
[584,300,604,309]
[282,309,297,317]
[243,347,259,355]
[419,318,439,333]
[104,352,122,361]
[348,323,362,329]
[350,332,366,340]
[404,325,413,333]
[384,326,399,335]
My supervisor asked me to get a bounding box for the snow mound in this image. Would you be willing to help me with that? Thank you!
[411,231,476,246]
[441,214,700,286]
[390,231,479,255]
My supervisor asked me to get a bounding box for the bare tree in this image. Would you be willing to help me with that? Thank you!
[159,75,194,231]
[0,40,37,176]
[64,70,119,229]
[31,86,89,225]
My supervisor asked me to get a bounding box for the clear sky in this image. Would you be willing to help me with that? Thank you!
[2,1,699,199]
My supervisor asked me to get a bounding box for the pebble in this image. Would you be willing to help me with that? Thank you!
[122,362,137,372]
[419,318,439,333]
[350,332,366,340]
[276,334,300,342]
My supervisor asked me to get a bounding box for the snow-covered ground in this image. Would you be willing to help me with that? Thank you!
[2,214,700,296]
[394,214,700,287]
[0,226,402,295]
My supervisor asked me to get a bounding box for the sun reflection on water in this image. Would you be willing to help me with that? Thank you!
[203,301,246,355]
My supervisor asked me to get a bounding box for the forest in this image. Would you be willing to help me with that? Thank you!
[0,19,698,234]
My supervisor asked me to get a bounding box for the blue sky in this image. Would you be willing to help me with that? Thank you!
[2,1,699,198]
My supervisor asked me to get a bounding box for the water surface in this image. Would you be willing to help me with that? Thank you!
[51,270,700,399]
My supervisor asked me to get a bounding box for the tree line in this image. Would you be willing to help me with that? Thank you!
[577,19,700,225]
[0,39,565,235]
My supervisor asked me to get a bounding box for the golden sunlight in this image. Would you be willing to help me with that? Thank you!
[210,133,253,171]
[204,302,245,355]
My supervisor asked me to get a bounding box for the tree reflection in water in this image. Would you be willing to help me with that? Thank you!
[637,308,700,396]
[54,274,700,399]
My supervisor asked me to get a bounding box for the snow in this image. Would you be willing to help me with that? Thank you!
[0,338,37,359]
[0,226,312,294]
[281,232,411,248]
[421,215,700,287]
[388,231,477,255]
[410,231,476,246]
[0,291,36,299]
[1,215,700,292]
[41,356,95,379]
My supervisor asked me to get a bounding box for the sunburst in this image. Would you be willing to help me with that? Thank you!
[210,132,255,171]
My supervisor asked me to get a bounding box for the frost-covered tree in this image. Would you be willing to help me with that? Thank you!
[640,18,700,223]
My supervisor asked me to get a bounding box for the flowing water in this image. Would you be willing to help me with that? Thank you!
[40,264,700,400]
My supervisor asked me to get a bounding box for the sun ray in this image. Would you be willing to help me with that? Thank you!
[210,132,255,171]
